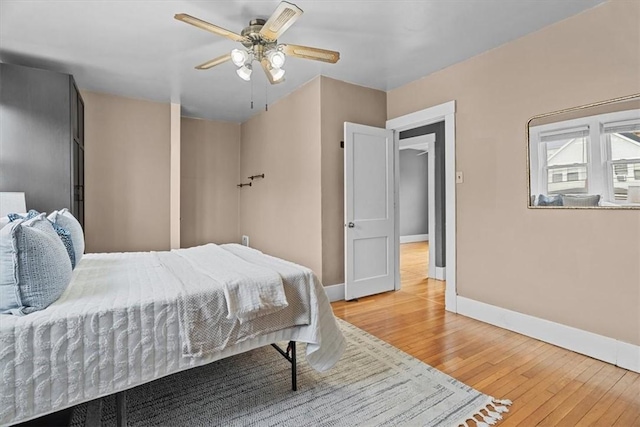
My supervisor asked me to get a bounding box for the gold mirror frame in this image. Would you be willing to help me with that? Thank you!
[527,93,640,209]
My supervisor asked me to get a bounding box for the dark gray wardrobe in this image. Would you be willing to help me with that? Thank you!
[0,63,84,227]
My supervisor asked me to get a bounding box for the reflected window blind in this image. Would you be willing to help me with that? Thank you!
[603,119,640,134]
[539,125,589,143]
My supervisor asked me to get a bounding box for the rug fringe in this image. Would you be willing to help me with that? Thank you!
[459,397,512,427]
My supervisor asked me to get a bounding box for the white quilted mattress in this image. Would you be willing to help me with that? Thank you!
[0,249,345,426]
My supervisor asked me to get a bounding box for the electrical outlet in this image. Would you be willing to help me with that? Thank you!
[456,171,464,184]
[242,235,250,247]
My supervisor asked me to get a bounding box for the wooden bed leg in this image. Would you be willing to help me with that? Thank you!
[116,391,127,427]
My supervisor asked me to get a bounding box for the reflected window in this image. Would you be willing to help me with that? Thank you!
[530,107,640,206]
[540,128,589,195]
[607,126,640,201]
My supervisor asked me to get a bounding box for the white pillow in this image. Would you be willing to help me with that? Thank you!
[48,209,84,264]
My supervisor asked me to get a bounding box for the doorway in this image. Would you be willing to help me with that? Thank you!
[398,134,433,284]
[399,122,446,279]
[398,126,443,304]
[387,101,457,312]
[343,101,456,311]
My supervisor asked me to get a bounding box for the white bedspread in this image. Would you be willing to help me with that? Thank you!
[158,244,309,357]
[0,246,346,426]
[173,244,288,323]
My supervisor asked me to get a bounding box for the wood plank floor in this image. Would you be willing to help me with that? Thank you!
[331,242,640,426]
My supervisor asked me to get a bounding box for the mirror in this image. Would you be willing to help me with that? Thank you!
[528,94,640,209]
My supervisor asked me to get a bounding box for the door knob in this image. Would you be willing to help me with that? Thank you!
[347,222,355,228]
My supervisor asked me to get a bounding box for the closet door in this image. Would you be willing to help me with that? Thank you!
[78,95,85,228]
[70,82,85,228]
[0,64,72,213]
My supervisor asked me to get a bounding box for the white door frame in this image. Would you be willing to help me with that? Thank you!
[427,137,438,280]
[386,100,457,313]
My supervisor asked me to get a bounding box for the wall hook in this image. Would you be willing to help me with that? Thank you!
[248,174,265,180]
[237,182,252,188]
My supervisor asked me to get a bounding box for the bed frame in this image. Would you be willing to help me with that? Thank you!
[271,341,298,391]
[90,341,298,427]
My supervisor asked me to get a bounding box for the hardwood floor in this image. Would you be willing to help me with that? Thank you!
[331,242,640,426]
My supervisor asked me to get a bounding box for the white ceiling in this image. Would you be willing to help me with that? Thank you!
[0,0,605,123]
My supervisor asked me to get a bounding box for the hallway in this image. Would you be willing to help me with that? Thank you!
[399,241,444,305]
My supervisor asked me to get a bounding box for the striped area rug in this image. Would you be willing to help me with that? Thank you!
[71,319,510,426]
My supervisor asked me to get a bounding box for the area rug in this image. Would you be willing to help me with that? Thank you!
[71,319,510,426]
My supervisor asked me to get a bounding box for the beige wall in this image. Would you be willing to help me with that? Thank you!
[181,117,241,248]
[387,1,640,345]
[320,77,387,285]
[83,91,171,253]
[239,78,323,277]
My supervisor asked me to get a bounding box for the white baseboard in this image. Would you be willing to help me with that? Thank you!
[400,234,428,243]
[324,283,345,302]
[431,266,446,281]
[616,340,640,373]
[456,296,639,373]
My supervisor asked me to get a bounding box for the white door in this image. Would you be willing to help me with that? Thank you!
[344,122,395,300]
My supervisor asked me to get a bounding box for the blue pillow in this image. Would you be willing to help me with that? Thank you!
[562,194,601,207]
[49,222,76,268]
[537,194,563,206]
[0,214,73,315]
[8,210,76,269]
[48,209,84,266]
[7,209,39,222]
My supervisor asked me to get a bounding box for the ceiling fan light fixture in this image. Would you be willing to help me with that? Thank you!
[231,48,249,67]
[176,2,340,85]
[267,50,286,69]
[236,64,252,81]
[270,67,286,82]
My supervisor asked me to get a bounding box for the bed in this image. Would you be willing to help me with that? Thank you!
[0,243,346,426]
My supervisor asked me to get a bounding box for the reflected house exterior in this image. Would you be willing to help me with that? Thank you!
[547,131,640,199]
[546,136,589,194]
[609,132,640,199]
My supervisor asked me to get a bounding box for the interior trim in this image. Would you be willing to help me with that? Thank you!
[170,103,181,249]
[387,100,457,312]
[324,283,345,302]
[457,296,640,373]
[323,285,640,373]
[400,234,429,243]
[433,266,446,281]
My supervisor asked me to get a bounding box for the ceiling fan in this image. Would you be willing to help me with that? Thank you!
[175,1,340,84]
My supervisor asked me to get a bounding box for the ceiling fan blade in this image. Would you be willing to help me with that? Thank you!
[175,13,249,43]
[195,53,232,70]
[259,1,303,41]
[281,44,340,63]
[260,58,285,85]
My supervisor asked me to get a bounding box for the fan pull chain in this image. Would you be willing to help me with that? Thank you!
[250,76,254,109]
[265,81,268,111]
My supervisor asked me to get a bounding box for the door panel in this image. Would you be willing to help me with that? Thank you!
[353,134,388,220]
[345,123,395,300]
[353,237,388,280]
